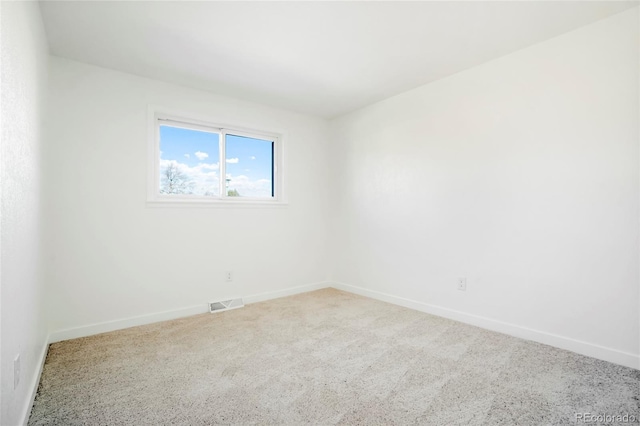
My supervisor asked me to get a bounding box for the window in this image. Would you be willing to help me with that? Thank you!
[148,111,283,204]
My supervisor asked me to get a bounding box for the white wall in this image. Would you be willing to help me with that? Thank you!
[330,8,639,368]
[44,57,331,337]
[1,2,49,424]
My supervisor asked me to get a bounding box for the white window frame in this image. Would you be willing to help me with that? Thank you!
[147,108,285,207]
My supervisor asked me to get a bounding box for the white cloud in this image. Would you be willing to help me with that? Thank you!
[199,163,219,170]
[226,174,271,198]
[159,160,269,198]
[184,154,190,159]
[194,151,209,160]
[250,156,256,160]
[226,158,239,164]
[160,159,220,195]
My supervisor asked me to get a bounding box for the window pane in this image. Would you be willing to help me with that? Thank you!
[225,134,274,198]
[159,125,220,196]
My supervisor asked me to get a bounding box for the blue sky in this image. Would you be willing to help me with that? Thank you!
[160,126,220,167]
[159,125,273,197]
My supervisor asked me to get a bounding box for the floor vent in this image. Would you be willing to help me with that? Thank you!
[209,298,244,313]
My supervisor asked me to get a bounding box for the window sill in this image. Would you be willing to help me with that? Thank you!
[146,199,289,209]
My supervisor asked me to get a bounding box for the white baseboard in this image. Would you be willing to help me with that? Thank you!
[48,304,210,343]
[331,281,640,370]
[244,281,330,304]
[20,337,49,426]
[48,281,332,344]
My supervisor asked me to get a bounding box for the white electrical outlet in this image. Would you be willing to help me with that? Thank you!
[225,271,233,282]
[14,354,20,390]
[457,277,467,291]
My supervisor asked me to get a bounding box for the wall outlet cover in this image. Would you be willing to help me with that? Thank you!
[457,277,467,291]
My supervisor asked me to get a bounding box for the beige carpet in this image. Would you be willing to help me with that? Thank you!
[29,288,639,425]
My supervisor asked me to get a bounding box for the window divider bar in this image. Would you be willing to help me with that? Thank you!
[220,130,227,198]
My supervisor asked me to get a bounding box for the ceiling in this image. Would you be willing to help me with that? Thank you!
[39,1,637,118]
